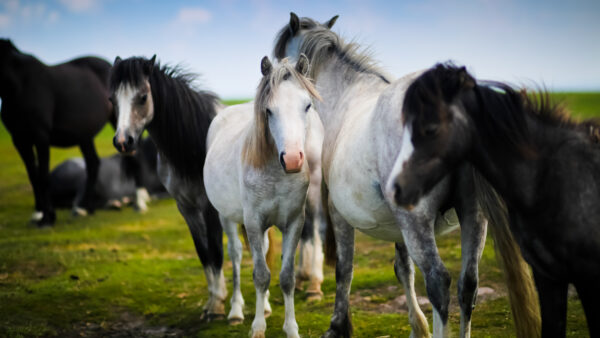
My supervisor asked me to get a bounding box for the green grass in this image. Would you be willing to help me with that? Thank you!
[0,95,594,337]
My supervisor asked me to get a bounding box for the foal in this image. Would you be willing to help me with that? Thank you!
[204,55,322,338]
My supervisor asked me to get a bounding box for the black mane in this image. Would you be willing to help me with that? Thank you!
[110,57,219,179]
[406,63,600,153]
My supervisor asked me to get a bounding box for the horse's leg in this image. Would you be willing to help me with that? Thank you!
[262,229,272,317]
[34,142,55,226]
[177,201,226,321]
[400,214,451,338]
[123,154,149,213]
[13,139,43,222]
[574,280,600,336]
[454,179,488,338]
[296,199,324,300]
[324,202,355,338]
[221,216,245,325]
[245,217,270,338]
[532,268,567,337]
[78,139,100,215]
[394,242,430,338]
[280,212,305,338]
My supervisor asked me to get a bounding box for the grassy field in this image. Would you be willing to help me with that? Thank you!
[0,94,596,337]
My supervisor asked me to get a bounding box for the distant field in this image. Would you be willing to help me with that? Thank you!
[0,95,594,337]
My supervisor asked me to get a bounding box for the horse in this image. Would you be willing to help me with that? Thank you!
[273,13,540,338]
[391,63,600,337]
[50,137,167,212]
[0,39,113,226]
[109,55,229,321]
[204,55,322,338]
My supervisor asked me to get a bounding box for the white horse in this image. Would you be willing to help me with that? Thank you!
[204,55,323,338]
[274,13,538,338]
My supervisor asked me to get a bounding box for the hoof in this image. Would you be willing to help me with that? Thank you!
[322,329,339,338]
[30,211,43,223]
[228,317,244,326]
[72,207,88,217]
[200,310,226,322]
[306,290,323,302]
[250,330,265,338]
[264,309,272,318]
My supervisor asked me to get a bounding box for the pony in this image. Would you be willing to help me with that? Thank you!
[50,137,166,212]
[204,55,322,338]
[0,39,113,226]
[391,63,600,337]
[274,14,540,338]
[109,55,228,321]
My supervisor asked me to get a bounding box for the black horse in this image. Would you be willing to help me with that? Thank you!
[50,137,167,211]
[0,39,113,226]
[391,63,600,337]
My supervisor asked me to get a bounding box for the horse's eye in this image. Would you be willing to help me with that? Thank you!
[305,103,311,112]
[139,94,148,105]
[266,108,273,116]
[423,124,439,137]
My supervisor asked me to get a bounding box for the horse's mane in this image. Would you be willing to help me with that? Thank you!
[110,57,219,179]
[406,63,600,155]
[243,58,321,168]
[273,16,390,84]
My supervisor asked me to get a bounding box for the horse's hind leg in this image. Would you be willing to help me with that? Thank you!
[323,201,355,338]
[394,242,430,338]
[296,198,324,301]
[13,139,43,222]
[454,177,488,338]
[177,201,226,321]
[400,213,451,338]
[78,139,100,215]
[221,216,245,325]
[532,268,567,337]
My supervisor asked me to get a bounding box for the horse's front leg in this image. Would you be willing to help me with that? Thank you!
[245,216,271,338]
[221,216,245,325]
[394,241,430,338]
[78,139,100,215]
[280,211,305,338]
[177,201,226,321]
[34,142,55,226]
[324,201,355,338]
[12,138,43,222]
[532,268,568,338]
[454,184,488,338]
[399,212,451,338]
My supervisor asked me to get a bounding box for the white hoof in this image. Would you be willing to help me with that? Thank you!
[30,211,43,222]
[71,207,88,217]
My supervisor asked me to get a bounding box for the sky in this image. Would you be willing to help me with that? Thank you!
[1,0,599,99]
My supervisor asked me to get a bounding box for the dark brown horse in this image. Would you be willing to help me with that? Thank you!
[0,39,113,226]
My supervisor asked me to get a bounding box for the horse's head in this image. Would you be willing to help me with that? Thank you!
[273,12,338,62]
[386,64,476,208]
[252,54,321,173]
[109,55,157,154]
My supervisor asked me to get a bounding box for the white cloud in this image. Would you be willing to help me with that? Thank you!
[58,0,100,13]
[176,7,212,25]
[0,13,10,29]
[0,0,60,28]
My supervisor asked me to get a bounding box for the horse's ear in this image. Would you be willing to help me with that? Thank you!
[324,15,339,29]
[458,67,475,90]
[296,53,309,76]
[143,55,156,75]
[261,56,272,76]
[113,56,122,66]
[289,12,300,35]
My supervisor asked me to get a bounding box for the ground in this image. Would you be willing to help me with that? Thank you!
[1,94,597,337]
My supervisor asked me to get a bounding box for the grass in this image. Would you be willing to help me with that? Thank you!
[0,95,594,337]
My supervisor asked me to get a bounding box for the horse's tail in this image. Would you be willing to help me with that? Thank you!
[240,224,276,271]
[473,170,541,338]
[322,178,337,267]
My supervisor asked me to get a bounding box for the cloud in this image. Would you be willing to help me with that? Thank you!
[0,0,59,28]
[58,0,100,13]
[176,7,212,25]
[0,13,10,29]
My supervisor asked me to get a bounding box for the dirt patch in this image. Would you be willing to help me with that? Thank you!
[350,284,504,314]
[69,311,183,337]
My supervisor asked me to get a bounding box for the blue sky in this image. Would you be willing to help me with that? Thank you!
[1,0,599,98]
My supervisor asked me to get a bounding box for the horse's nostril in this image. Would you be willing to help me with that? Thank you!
[393,183,402,203]
[279,152,286,170]
[127,135,134,146]
[113,136,119,148]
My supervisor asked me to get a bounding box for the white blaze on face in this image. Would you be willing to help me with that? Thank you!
[268,80,309,171]
[386,126,414,200]
[114,84,137,141]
